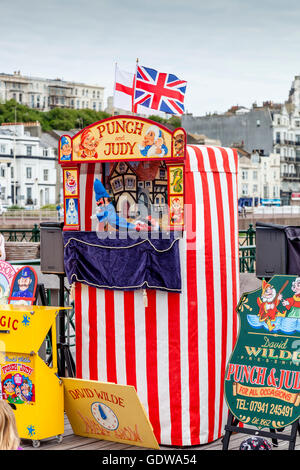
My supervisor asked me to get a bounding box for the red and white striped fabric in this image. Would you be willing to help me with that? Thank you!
[74,145,239,446]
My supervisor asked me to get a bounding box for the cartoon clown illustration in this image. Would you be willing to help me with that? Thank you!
[139,125,168,157]
[60,136,72,161]
[74,129,100,159]
[65,171,77,195]
[282,277,300,318]
[257,280,286,331]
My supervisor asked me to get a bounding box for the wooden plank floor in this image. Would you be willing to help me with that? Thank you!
[20,414,299,451]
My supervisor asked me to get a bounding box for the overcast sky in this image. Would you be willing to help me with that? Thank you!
[1,0,300,116]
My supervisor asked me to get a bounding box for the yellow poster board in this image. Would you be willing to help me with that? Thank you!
[63,377,159,449]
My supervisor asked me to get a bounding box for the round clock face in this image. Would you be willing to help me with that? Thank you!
[91,402,119,431]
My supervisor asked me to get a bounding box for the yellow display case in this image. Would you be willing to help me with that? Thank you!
[0,305,69,447]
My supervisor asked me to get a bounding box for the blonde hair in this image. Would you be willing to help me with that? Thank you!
[0,400,20,450]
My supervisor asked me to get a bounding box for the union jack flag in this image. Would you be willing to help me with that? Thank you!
[134,65,187,115]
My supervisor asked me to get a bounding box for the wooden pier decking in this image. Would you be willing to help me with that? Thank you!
[20,414,299,451]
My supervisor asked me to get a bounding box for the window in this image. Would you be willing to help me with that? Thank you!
[26,167,32,179]
[43,169,49,181]
[159,169,166,179]
[26,187,33,204]
[253,184,258,193]
[0,145,6,154]
[0,167,5,177]
[242,183,248,196]
[253,170,258,180]
[26,146,32,156]
[11,167,14,178]
[126,177,135,189]
[242,170,248,180]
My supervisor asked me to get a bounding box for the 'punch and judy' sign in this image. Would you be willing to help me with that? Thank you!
[225,275,300,430]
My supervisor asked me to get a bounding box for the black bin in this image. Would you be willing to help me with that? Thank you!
[256,221,300,278]
[40,222,65,274]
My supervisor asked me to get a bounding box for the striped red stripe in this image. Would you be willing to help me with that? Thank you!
[168,292,182,446]
[74,283,82,378]
[105,290,117,383]
[124,291,137,389]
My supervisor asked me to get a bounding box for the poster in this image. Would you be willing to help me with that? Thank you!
[63,377,159,449]
[1,353,35,404]
[225,275,300,430]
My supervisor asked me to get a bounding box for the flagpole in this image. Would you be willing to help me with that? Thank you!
[132,57,138,115]
[112,62,117,116]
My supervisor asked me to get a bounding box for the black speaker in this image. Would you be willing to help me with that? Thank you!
[256,222,287,279]
[40,222,65,274]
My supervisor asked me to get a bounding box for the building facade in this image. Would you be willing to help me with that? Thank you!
[0,123,57,207]
[182,75,300,204]
[238,150,281,206]
[0,71,105,112]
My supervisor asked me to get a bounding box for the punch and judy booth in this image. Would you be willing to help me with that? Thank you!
[59,116,239,446]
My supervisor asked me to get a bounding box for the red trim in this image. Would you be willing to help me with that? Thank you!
[168,292,182,446]
[75,283,83,378]
[123,291,137,389]
[185,159,200,445]
[105,290,117,383]
[145,290,161,443]
[84,164,95,231]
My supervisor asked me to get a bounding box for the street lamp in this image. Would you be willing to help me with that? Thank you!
[13,106,17,205]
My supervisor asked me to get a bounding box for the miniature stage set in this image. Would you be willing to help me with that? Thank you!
[59,116,240,447]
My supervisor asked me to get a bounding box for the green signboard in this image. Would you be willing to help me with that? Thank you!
[225,275,300,429]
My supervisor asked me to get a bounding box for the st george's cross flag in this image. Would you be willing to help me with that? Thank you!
[113,66,135,112]
[134,65,187,115]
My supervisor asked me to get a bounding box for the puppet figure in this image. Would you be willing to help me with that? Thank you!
[92,179,154,232]
[257,280,286,331]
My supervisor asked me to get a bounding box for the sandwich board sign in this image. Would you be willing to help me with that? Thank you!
[224,275,300,430]
[63,377,159,449]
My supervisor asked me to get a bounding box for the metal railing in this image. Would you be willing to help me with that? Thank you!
[239,224,256,273]
[0,224,40,242]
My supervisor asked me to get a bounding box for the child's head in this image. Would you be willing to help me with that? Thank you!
[0,400,20,450]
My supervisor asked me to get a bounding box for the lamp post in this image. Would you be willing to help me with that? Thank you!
[13,106,17,205]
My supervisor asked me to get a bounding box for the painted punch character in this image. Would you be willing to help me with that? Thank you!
[139,125,168,157]
[74,129,100,159]
[60,136,72,161]
[257,280,286,331]
[282,277,300,318]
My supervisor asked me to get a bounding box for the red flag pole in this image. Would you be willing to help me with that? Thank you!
[132,58,138,115]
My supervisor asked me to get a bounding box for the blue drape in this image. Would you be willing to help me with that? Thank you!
[63,231,182,292]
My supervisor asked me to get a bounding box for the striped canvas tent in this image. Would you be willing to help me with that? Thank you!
[73,145,239,446]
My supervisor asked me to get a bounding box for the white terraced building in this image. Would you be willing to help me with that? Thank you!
[0,71,105,112]
[0,123,57,208]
